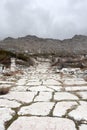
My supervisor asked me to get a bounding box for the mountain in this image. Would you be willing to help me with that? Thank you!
[0,35,87,56]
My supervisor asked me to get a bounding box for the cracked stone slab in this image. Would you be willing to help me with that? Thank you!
[11,85,27,91]
[27,81,41,86]
[54,92,79,101]
[53,101,78,117]
[16,78,27,85]
[48,85,62,91]
[65,86,87,91]
[69,101,87,121]
[18,102,54,116]
[76,91,87,99]
[0,122,5,130]
[0,92,37,103]
[0,81,14,84]
[0,99,21,108]
[64,78,87,85]
[28,86,53,92]
[79,124,87,130]
[7,116,76,130]
[34,92,52,101]
[0,108,15,130]
[0,84,12,88]
[43,79,61,85]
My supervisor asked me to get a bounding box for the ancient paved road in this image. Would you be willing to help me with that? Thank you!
[0,61,87,130]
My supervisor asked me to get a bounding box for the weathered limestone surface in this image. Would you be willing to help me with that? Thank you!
[54,92,79,100]
[64,78,87,86]
[69,101,87,121]
[7,117,76,130]
[0,92,37,103]
[65,86,87,91]
[34,92,52,101]
[27,85,53,92]
[0,108,15,130]
[0,99,21,108]
[18,102,54,116]
[79,124,87,130]
[77,91,87,99]
[0,61,87,130]
[53,101,78,117]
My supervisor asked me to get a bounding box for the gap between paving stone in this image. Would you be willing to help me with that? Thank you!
[64,102,81,130]
[49,102,57,117]
[63,104,80,130]
[5,107,19,130]
[50,92,55,102]
[70,92,82,99]
[5,92,39,129]
[2,62,87,130]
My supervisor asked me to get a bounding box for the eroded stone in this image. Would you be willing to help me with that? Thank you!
[34,92,52,101]
[43,79,61,85]
[0,92,37,103]
[7,117,76,130]
[28,86,53,92]
[53,101,78,117]
[18,102,54,116]
[65,86,87,91]
[27,81,41,86]
[79,124,87,130]
[54,92,79,101]
[16,78,27,85]
[0,99,21,108]
[69,101,87,121]
[77,91,87,99]
[64,78,87,86]
[48,85,62,91]
[0,107,15,130]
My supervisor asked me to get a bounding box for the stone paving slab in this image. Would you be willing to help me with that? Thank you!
[34,92,52,101]
[27,85,53,92]
[69,101,87,121]
[43,79,61,85]
[7,117,76,130]
[64,78,87,86]
[27,81,41,86]
[0,92,37,103]
[0,61,87,130]
[76,91,87,99]
[47,85,62,91]
[0,122,5,130]
[0,99,21,108]
[65,86,87,91]
[54,92,79,101]
[16,78,27,85]
[53,101,78,117]
[79,124,87,130]
[0,108,15,122]
[0,108,15,130]
[18,102,54,116]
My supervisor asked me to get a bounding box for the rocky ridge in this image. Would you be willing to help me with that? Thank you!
[0,35,87,55]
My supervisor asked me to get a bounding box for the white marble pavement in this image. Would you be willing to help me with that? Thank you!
[0,61,87,130]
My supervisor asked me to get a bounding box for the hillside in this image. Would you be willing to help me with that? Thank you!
[0,35,87,56]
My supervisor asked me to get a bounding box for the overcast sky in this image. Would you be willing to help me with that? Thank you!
[0,0,87,40]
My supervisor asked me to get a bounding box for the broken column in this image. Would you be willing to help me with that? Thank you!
[10,58,16,71]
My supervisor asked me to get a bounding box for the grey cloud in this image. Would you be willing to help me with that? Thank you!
[0,0,87,40]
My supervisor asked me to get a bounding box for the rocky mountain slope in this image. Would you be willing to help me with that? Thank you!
[0,35,87,56]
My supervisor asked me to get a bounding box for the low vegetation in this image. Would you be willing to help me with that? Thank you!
[0,87,10,95]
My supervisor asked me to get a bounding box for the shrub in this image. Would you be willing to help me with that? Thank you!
[0,87,10,95]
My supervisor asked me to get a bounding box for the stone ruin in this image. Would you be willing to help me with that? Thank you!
[0,58,16,74]
[10,58,16,72]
